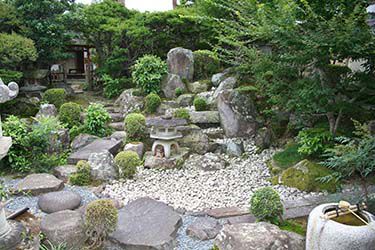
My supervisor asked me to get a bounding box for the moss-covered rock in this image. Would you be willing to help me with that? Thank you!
[280,159,337,193]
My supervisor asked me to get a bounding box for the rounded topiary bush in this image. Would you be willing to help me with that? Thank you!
[144,93,161,114]
[43,88,67,109]
[85,199,118,247]
[59,102,82,128]
[193,97,208,111]
[174,108,190,120]
[69,160,91,186]
[193,50,221,80]
[250,187,283,224]
[132,55,167,94]
[84,103,111,137]
[115,151,141,179]
[124,113,146,142]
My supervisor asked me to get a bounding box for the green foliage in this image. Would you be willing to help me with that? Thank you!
[174,108,190,120]
[69,160,91,186]
[279,220,306,236]
[132,55,167,95]
[102,74,131,99]
[84,103,111,137]
[59,102,82,128]
[272,143,304,170]
[12,0,74,65]
[193,97,208,111]
[0,182,8,201]
[175,87,185,97]
[297,128,333,157]
[85,199,118,247]
[2,115,66,173]
[39,241,67,250]
[199,0,375,135]
[193,50,220,80]
[322,120,375,198]
[0,69,23,83]
[250,187,284,225]
[124,113,146,142]
[43,89,67,109]
[368,194,375,215]
[281,160,337,192]
[0,32,37,67]
[144,93,161,114]
[0,2,21,33]
[114,151,141,179]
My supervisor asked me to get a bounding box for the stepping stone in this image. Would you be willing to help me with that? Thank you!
[38,191,82,213]
[107,198,182,249]
[109,122,124,131]
[41,210,86,249]
[206,207,249,219]
[67,139,122,165]
[13,174,64,196]
[186,217,222,240]
[53,165,77,182]
[224,214,256,225]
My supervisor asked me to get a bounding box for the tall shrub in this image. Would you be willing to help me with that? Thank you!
[84,103,111,137]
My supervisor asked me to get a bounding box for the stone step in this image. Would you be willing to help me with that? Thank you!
[109,113,124,122]
[109,122,124,131]
[106,106,121,113]
[67,138,122,164]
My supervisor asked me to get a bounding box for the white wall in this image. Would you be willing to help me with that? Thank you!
[125,0,175,12]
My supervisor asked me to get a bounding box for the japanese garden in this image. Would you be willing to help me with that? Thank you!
[0,0,375,249]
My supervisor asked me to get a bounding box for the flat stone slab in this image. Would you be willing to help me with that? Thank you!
[12,174,64,196]
[53,165,77,182]
[38,190,82,213]
[206,207,249,219]
[189,111,220,124]
[224,214,256,225]
[108,197,182,250]
[67,139,122,164]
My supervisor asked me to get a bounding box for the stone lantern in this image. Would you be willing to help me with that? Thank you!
[0,78,24,249]
[150,122,183,159]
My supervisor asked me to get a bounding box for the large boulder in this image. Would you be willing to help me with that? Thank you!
[255,127,273,150]
[47,128,70,154]
[214,222,305,250]
[88,150,118,181]
[226,141,244,157]
[70,133,98,152]
[162,74,187,99]
[280,159,336,192]
[211,72,227,87]
[177,94,194,107]
[107,198,182,250]
[114,88,144,115]
[38,190,82,214]
[167,47,194,81]
[41,210,86,249]
[185,153,228,171]
[36,104,57,118]
[13,174,64,195]
[124,142,144,159]
[217,89,259,138]
[180,128,209,154]
[53,165,77,182]
[213,77,237,100]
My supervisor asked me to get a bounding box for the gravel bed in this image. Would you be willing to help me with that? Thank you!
[102,139,323,212]
[1,178,97,216]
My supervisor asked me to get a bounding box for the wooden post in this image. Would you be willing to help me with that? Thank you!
[172,0,177,9]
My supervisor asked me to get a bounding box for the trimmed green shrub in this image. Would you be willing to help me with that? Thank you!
[132,55,167,94]
[0,69,23,83]
[272,143,304,170]
[281,159,337,192]
[193,50,221,80]
[84,103,111,137]
[43,88,67,109]
[115,151,140,179]
[250,187,284,224]
[297,128,333,157]
[144,93,161,114]
[85,199,118,247]
[59,102,82,128]
[103,74,132,99]
[174,108,190,120]
[175,87,184,97]
[69,160,91,186]
[193,97,208,111]
[124,113,146,142]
